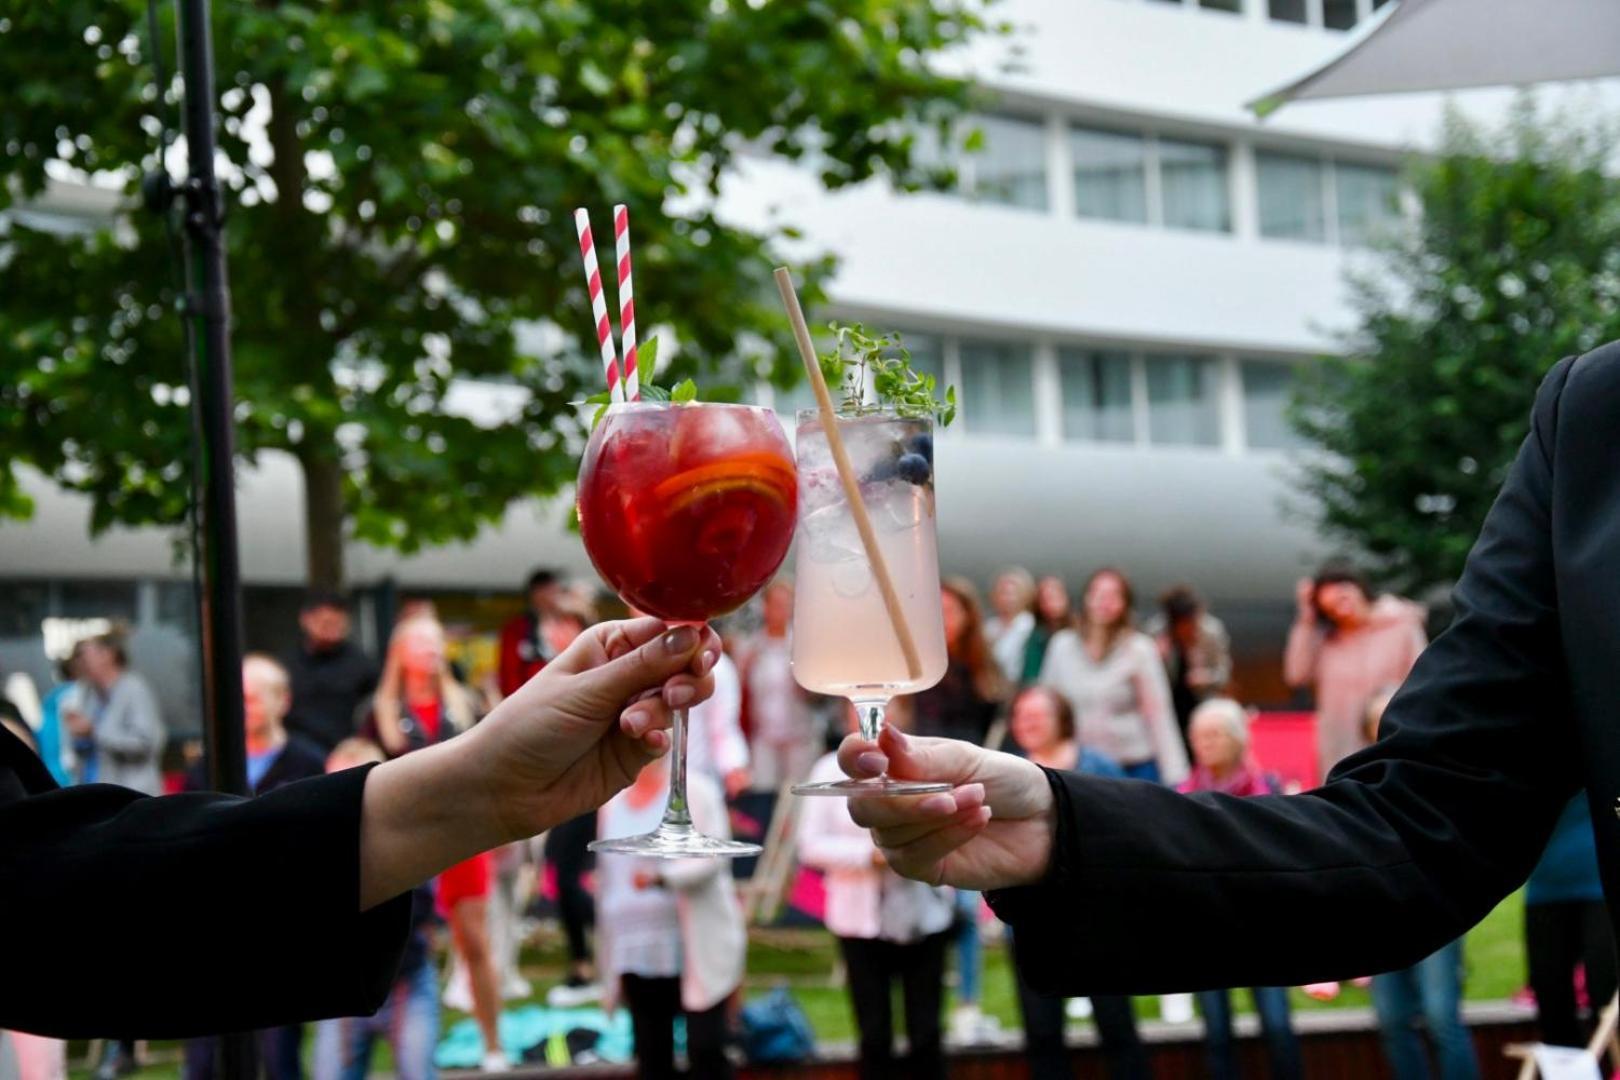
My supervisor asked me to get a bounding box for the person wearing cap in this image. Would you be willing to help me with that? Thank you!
[0,617,720,1038]
[284,590,380,755]
[830,344,1620,1001]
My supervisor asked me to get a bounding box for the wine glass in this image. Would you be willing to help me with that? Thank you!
[577,401,797,856]
[789,409,952,796]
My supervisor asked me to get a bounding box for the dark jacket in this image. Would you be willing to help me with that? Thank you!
[283,640,379,753]
[988,343,1619,994]
[0,722,410,1038]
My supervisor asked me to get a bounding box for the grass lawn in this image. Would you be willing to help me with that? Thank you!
[73,891,1529,1077]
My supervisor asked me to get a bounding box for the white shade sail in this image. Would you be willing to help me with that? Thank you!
[1251,0,1620,115]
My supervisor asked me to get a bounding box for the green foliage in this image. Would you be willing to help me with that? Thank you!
[1290,100,1620,594]
[0,0,997,584]
[818,321,957,425]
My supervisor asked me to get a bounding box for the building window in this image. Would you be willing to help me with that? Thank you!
[1071,126,1148,225]
[1058,349,1136,444]
[1256,150,1327,242]
[903,332,945,386]
[1199,0,1243,12]
[1241,360,1304,450]
[1144,354,1221,447]
[1335,162,1401,245]
[958,340,1036,437]
[1159,137,1231,233]
[1323,0,1358,29]
[969,114,1049,211]
[1268,0,1307,22]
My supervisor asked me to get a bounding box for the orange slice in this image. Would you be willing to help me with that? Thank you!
[665,474,789,515]
[652,454,794,503]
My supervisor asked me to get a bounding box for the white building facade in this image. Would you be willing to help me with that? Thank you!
[6,0,1610,717]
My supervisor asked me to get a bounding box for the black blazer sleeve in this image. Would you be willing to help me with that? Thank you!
[987,355,1583,994]
[0,754,412,1038]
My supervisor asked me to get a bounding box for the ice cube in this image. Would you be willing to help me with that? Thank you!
[832,559,874,599]
[800,502,864,565]
[798,467,845,517]
[864,479,922,534]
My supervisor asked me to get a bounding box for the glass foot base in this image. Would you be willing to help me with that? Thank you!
[589,824,761,859]
[791,776,953,798]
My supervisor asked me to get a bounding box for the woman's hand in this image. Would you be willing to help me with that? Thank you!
[472,617,720,842]
[1294,577,1318,625]
[837,726,1056,892]
[360,617,716,910]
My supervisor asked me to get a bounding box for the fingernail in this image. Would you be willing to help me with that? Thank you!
[645,730,670,754]
[621,708,648,736]
[662,625,699,654]
[699,649,719,675]
[918,793,957,815]
[856,752,888,776]
[976,807,993,825]
[959,783,986,806]
[665,684,696,708]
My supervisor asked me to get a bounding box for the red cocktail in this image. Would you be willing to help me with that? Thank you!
[578,401,796,856]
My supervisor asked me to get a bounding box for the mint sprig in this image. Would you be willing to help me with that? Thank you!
[817,322,957,427]
[578,337,702,428]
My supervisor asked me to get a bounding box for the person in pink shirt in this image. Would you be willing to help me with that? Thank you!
[1284,562,1427,773]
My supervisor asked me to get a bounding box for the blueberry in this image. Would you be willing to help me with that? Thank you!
[907,432,933,462]
[896,452,931,485]
[865,457,899,483]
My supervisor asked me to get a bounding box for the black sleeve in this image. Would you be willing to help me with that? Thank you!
[988,356,1582,994]
[0,764,411,1038]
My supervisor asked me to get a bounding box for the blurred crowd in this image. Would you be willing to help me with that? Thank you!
[0,560,1610,1080]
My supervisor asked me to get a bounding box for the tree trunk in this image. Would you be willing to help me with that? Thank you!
[300,451,346,591]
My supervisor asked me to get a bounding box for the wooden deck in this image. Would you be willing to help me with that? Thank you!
[456,1000,1541,1079]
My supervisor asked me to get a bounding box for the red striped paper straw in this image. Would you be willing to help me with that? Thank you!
[574,207,623,404]
[613,204,640,402]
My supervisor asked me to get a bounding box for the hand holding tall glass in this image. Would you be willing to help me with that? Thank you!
[578,402,796,855]
[790,409,951,796]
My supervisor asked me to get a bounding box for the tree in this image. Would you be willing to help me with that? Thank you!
[1291,101,1620,596]
[0,1,995,588]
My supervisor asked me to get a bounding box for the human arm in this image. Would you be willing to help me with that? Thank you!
[1282,583,1321,690]
[1130,636,1187,785]
[0,617,717,1036]
[838,356,1583,994]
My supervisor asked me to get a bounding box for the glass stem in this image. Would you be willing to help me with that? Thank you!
[660,705,693,832]
[853,698,888,746]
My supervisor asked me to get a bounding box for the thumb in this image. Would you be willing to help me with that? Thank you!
[577,623,707,707]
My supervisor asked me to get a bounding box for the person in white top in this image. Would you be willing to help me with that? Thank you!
[983,567,1036,687]
[797,728,955,1080]
[1038,568,1188,786]
[686,648,751,797]
[738,582,816,790]
[597,759,745,1080]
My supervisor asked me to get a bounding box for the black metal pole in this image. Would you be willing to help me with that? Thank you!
[173,0,254,1075]
[176,0,246,801]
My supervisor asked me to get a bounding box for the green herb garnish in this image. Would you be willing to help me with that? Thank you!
[817,322,956,427]
[580,337,705,428]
